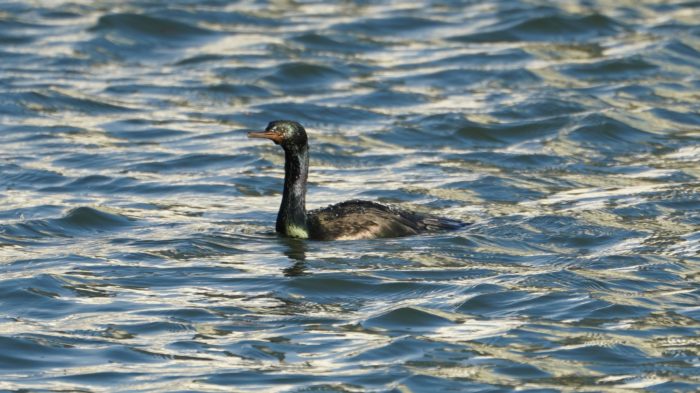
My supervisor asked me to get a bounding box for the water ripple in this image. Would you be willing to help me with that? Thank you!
[1,0,699,392]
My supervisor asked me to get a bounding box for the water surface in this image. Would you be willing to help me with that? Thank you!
[1,0,699,392]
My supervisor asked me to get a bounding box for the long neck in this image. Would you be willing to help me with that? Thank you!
[276,145,309,238]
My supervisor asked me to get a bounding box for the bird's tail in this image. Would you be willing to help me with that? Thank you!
[419,215,468,232]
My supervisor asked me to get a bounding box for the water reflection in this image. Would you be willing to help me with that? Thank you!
[282,238,308,277]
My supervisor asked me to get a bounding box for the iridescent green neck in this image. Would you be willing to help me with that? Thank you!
[276,145,309,239]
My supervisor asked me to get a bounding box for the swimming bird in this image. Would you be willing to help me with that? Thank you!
[248,120,466,240]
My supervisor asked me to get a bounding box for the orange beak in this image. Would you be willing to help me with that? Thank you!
[248,130,284,145]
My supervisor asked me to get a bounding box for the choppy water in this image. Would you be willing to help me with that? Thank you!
[1,0,699,391]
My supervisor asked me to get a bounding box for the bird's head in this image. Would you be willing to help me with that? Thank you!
[248,120,308,151]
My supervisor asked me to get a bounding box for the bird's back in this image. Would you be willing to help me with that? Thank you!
[307,200,465,241]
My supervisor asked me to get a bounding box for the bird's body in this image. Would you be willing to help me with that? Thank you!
[308,200,464,241]
[248,120,466,241]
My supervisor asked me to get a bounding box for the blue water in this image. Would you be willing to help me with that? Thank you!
[1,1,699,391]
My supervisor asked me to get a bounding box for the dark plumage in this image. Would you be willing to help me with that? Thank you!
[248,120,467,240]
[308,200,464,240]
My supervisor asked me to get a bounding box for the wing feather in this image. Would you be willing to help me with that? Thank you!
[307,200,465,241]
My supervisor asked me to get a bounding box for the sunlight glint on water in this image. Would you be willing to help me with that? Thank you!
[0,0,699,391]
